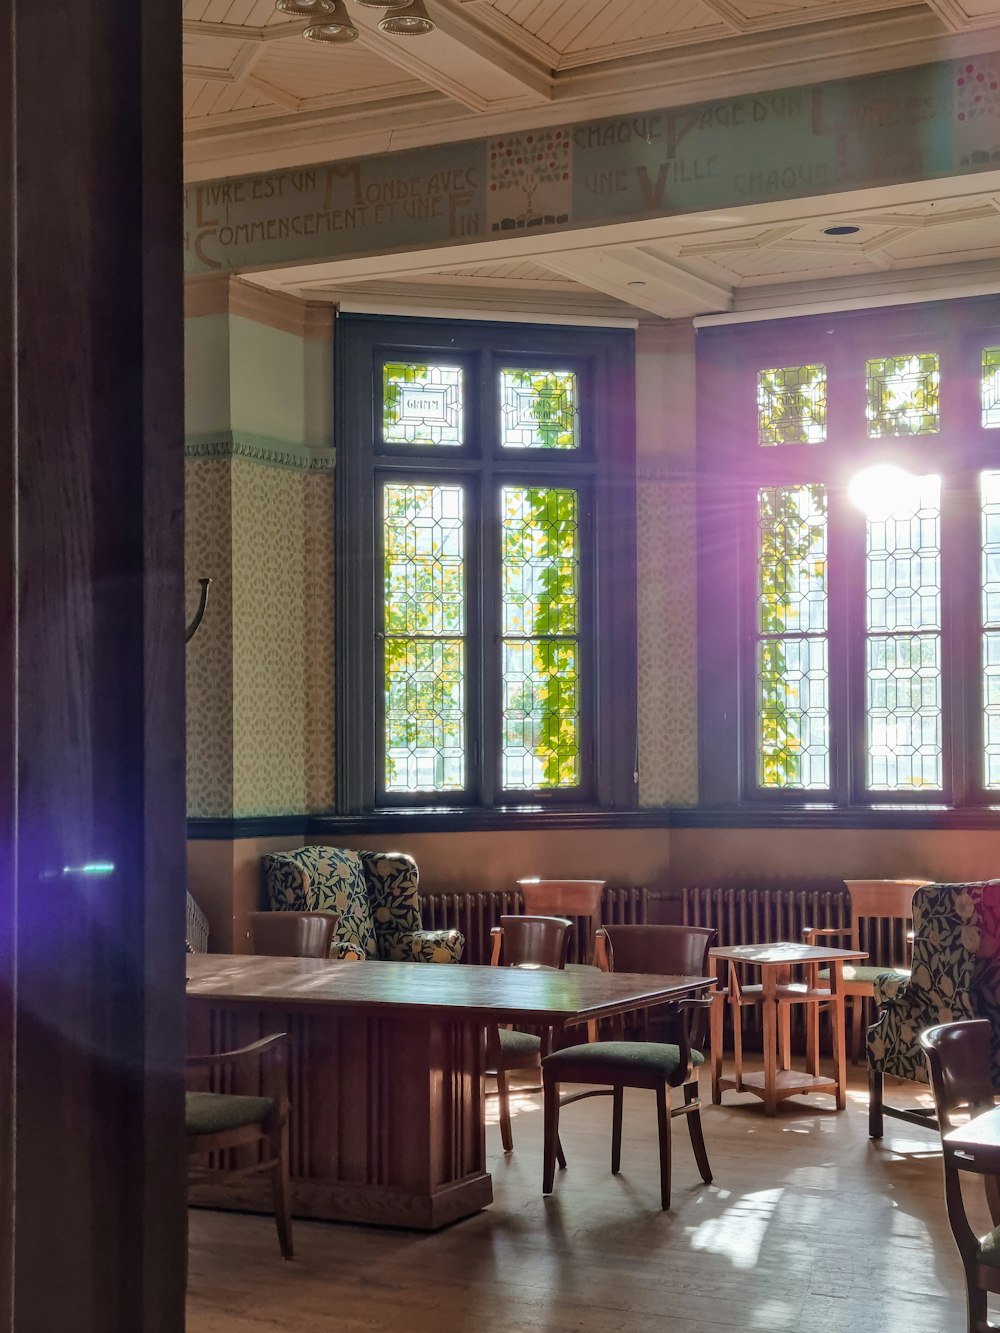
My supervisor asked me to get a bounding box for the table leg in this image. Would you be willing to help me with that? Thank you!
[710,986,725,1105]
[830,960,847,1110]
[761,965,778,1116]
[805,999,819,1077]
[778,1002,791,1072]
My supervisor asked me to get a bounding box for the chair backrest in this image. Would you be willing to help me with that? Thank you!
[491,915,572,969]
[516,879,605,964]
[249,911,338,959]
[263,847,378,958]
[600,923,716,977]
[844,878,930,958]
[920,1020,995,1274]
[922,1019,995,1128]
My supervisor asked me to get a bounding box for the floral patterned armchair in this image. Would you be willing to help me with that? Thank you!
[867,880,1000,1137]
[262,846,464,964]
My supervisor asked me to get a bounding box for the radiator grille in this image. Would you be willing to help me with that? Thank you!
[421,886,648,966]
[679,882,911,1050]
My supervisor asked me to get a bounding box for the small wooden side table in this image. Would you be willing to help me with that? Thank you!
[943,1106,1000,1226]
[709,942,867,1115]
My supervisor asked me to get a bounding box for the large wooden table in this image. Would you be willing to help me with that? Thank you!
[186,955,713,1230]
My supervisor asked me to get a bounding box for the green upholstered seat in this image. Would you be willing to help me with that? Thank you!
[979,1227,1000,1269]
[544,1041,705,1080]
[498,1029,541,1057]
[185,1091,274,1137]
[818,964,910,985]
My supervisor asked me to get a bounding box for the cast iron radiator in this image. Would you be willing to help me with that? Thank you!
[678,881,916,1050]
[421,885,649,967]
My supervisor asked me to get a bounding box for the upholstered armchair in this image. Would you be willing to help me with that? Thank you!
[262,846,464,964]
[867,880,1000,1138]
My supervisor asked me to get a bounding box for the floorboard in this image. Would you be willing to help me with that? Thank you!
[186,1063,981,1332]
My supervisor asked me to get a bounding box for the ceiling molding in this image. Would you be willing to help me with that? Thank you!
[696,0,916,35]
[183,17,311,42]
[925,0,1000,29]
[244,73,300,113]
[184,42,262,87]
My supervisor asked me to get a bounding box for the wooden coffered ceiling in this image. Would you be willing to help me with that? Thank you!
[185,0,1000,321]
[184,0,1000,179]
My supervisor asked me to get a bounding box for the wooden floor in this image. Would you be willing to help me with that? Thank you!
[187,1063,984,1333]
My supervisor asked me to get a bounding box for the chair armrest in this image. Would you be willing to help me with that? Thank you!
[395,929,465,964]
[185,1033,287,1071]
[802,925,851,945]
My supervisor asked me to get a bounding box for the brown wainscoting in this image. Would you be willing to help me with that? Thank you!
[421,886,649,966]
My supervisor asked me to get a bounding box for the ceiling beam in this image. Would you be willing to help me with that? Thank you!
[541,245,733,319]
[345,4,552,113]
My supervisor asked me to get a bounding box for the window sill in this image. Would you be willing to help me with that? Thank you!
[186,803,1000,839]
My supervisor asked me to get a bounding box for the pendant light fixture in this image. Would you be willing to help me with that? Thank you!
[275,0,337,13]
[302,0,359,40]
[378,0,435,35]
[277,0,435,42]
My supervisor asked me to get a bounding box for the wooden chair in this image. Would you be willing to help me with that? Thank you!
[249,909,338,958]
[516,880,608,1041]
[487,914,572,1153]
[541,923,715,1210]
[186,1033,293,1259]
[921,1021,1000,1333]
[516,879,608,971]
[804,878,928,1061]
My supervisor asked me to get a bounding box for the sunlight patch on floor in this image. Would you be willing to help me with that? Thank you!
[687,1187,784,1269]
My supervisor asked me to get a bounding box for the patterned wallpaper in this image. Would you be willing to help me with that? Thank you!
[185,458,234,817]
[636,473,699,806]
[185,451,336,818]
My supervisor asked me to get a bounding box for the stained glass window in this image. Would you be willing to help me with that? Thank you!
[500,369,578,449]
[756,485,829,788]
[383,483,466,791]
[984,348,1000,429]
[383,362,463,446]
[982,471,1000,786]
[501,486,580,789]
[865,475,941,789]
[757,364,827,446]
[866,352,940,436]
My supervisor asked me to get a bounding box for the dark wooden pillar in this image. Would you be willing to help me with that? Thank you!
[0,2,186,1330]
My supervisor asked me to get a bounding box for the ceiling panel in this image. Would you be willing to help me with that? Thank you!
[253,40,421,102]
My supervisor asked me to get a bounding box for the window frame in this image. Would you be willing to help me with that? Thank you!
[697,295,1000,814]
[335,313,637,816]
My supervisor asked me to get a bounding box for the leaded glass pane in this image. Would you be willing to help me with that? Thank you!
[984,633,1000,786]
[981,472,1000,788]
[866,352,940,436]
[383,362,463,446]
[866,476,941,633]
[758,485,827,634]
[757,364,827,446]
[756,639,829,789]
[385,640,465,792]
[502,640,579,789]
[981,471,1000,627]
[866,635,941,790]
[984,348,1000,429]
[500,484,581,790]
[502,486,579,636]
[500,369,578,450]
[383,482,466,792]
